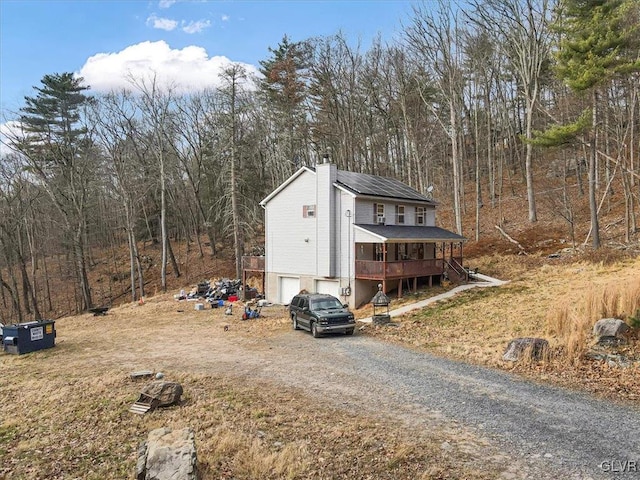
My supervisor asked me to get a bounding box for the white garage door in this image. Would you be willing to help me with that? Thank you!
[279,276,300,305]
[315,279,340,298]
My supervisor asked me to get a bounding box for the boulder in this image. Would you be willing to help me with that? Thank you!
[593,318,629,338]
[502,337,549,362]
[137,427,198,480]
[139,381,183,408]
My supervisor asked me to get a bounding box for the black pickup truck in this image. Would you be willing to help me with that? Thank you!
[289,293,356,338]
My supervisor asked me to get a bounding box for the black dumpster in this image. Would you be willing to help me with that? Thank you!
[2,320,56,355]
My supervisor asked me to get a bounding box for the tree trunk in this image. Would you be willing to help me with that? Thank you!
[525,103,537,222]
[589,89,601,249]
[450,102,463,236]
[160,151,168,292]
[74,227,93,310]
[167,237,181,278]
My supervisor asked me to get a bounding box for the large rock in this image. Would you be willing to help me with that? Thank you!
[137,427,198,480]
[593,318,629,338]
[139,381,183,408]
[502,337,549,362]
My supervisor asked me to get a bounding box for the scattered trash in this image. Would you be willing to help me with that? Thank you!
[208,298,225,309]
[175,278,263,303]
[225,305,233,315]
[242,305,262,320]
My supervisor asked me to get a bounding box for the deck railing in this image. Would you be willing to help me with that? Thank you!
[355,258,445,280]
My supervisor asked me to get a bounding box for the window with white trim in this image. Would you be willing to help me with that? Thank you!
[374,203,385,223]
[303,205,316,218]
[416,206,426,225]
[395,205,405,224]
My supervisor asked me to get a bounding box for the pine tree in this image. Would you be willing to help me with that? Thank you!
[259,35,311,176]
[552,0,640,248]
[17,73,95,310]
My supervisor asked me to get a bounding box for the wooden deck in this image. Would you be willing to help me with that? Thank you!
[355,258,445,280]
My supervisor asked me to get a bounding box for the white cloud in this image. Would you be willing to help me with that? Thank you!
[146,14,178,31]
[0,120,24,157]
[221,14,230,22]
[76,41,260,94]
[158,0,176,8]
[182,19,211,34]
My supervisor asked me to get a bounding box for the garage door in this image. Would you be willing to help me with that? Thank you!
[279,276,300,305]
[315,279,340,298]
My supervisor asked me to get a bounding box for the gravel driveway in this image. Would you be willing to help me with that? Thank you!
[216,329,640,480]
[99,301,639,479]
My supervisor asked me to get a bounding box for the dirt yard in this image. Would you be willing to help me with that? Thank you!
[0,297,508,480]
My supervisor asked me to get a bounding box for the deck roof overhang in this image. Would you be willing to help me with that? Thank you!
[353,224,466,243]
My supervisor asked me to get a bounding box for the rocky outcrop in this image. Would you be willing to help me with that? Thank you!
[137,427,198,480]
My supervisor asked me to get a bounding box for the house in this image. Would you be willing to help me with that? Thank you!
[245,161,466,308]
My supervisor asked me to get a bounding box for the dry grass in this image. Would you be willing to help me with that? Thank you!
[545,275,640,364]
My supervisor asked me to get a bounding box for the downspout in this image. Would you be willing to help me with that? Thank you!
[345,209,352,295]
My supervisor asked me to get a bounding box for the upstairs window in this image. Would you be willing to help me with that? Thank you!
[303,205,316,218]
[373,203,385,223]
[395,205,405,224]
[416,207,426,225]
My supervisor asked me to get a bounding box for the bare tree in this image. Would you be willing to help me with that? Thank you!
[130,77,180,291]
[91,90,152,301]
[405,0,466,235]
[218,64,251,279]
[468,0,554,223]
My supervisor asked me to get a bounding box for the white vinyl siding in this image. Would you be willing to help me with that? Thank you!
[355,199,436,226]
[426,208,436,226]
[265,170,317,275]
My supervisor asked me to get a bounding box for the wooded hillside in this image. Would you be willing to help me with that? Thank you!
[1,0,639,322]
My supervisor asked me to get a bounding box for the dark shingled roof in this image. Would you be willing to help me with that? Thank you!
[354,224,465,242]
[336,170,434,203]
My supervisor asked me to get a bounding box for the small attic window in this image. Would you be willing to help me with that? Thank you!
[303,205,316,218]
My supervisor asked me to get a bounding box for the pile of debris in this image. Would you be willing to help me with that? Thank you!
[175,278,261,303]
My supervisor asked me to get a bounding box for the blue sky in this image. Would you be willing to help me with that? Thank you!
[0,0,415,115]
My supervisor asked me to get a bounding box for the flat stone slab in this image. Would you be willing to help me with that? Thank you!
[137,427,198,480]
